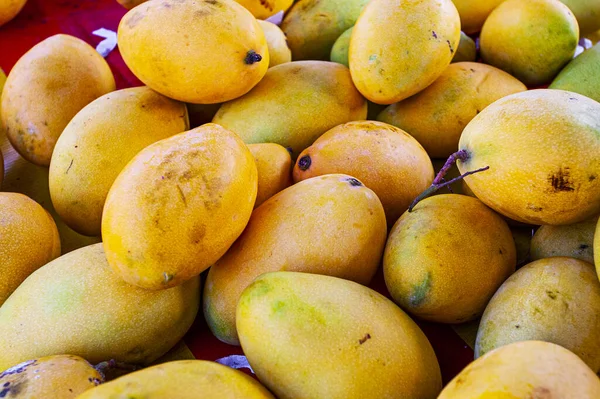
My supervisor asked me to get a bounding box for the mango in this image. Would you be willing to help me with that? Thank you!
[281,0,370,61]
[0,67,6,186]
[330,27,352,67]
[248,143,292,208]
[234,0,292,19]
[0,0,27,26]
[49,87,188,237]
[77,360,275,399]
[213,61,367,157]
[0,355,102,399]
[1,35,115,166]
[587,29,600,44]
[257,20,291,68]
[117,0,269,104]
[293,120,434,226]
[451,0,506,34]
[0,192,60,306]
[349,0,461,104]
[512,227,534,266]
[102,124,257,290]
[475,257,600,372]
[204,174,387,345]
[480,0,579,86]
[116,0,146,8]
[384,194,516,323]
[531,216,597,264]
[550,42,600,102]
[237,272,442,399]
[458,89,600,225]
[0,243,200,370]
[378,62,526,158]
[560,0,600,34]
[594,217,600,275]
[451,32,477,62]
[439,341,600,398]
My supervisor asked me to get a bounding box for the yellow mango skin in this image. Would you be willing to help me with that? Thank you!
[0,355,102,399]
[213,61,367,157]
[440,341,600,399]
[118,0,268,104]
[49,87,188,237]
[204,174,387,345]
[480,0,579,86]
[0,193,60,306]
[116,0,147,9]
[0,68,6,186]
[377,62,526,159]
[102,124,257,290]
[595,217,600,277]
[257,20,291,68]
[384,195,516,324]
[451,32,477,63]
[560,0,600,34]
[475,257,600,372]
[350,0,461,105]
[0,35,115,166]
[0,0,27,26]
[235,0,292,20]
[78,360,275,399]
[293,121,434,226]
[531,216,597,264]
[248,143,291,208]
[451,0,506,34]
[458,90,600,226]
[0,244,200,371]
[237,272,442,399]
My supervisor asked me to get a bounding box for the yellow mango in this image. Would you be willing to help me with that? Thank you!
[531,216,597,264]
[204,174,387,345]
[451,0,506,34]
[117,0,268,104]
[560,0,600,34]
[384,194,516,323]
[257,20,291,68]
[235,0,292,20]
[248,143,292,208]
[213,61,367,157]
[102,124,257,290]
[116,0,146,8]
[0,244,200,370]
[237,272,442,399]
[77,360,275,399]
[349,0,460,104]
[377,62,527,158]
[480,0,579,86]
[0,355,102,399]
[293,120,434,226]
[451,31,477,63]
[0,67,5,185]
[458,90,600,226]
[439,341,600,398]
[475,257,600,372]
[0,34,115,166]
[49,87,188,237]
[0,192,60,306]
[594,217,600,276]
[0,0,27,26]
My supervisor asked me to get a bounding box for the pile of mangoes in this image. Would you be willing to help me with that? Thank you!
[1,0,600,397]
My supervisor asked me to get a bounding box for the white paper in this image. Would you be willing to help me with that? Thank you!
[215,355,255,373]
[93,28,118,58]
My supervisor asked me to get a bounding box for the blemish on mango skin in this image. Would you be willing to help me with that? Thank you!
[547,167,575,192]
[358,333,371,345]
[409,272,431,307]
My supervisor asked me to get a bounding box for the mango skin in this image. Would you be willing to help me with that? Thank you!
[236,0,292,20]
[377,62,526,158]
[0,355,102,399]
[237,272,442,399]
[0,0,27,26]
[204,174,387,345]
[384,194,516,323]
[550,42,600,103]
[213,61,367,158]
[0,193,61,306]
[293,120,434,226]
[350,0,461,104]
[475,257,600,372]
[330,27,352,67]
[0,243,200,371]
[116,0,146,9]
[49,87,189,237]
[458,90,600,226]
[451,32,477,63]
[595,217,600,277]
[102,124,257,290]
[281,0,370,61]
[0,68,6,186]
[480,0,579,86]
[439,341,600,398]
[117,0,269,104]
[257,20,291,68]
[248,143,292,208]
[0,34,115,166]
[451,0,506,34]
[531,216,597,264]
[560,0,600,34]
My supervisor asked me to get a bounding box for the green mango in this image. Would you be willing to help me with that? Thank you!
[330,27,353,67]
[550,43,600,102]
[452,32,477,63]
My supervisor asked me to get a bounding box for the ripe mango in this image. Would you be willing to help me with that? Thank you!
[213,61,367,157]
[594,217,600,276]
[0,355,102,399]
[439,341,600,398]
[117,0,269,104]
[0,67,6,186]
[0,0,27,26]
[237,272,442,399]
[0,192,60,306]
[293,120,434,226]
[550,42,600,103]
[330,27,352,67]
[204,174,387,345]
[451,0,506,34]
[248,143,292,208]
[0,34,115,166]
[559,0,600,34]
[116,0,146,9]
[49,87,189,237]
[0,243,200,370]
[234,0,292,19]
[451,32,477,63]
[475,257,600,372]
[458,90,600,226]
[349,0,461,104]
[531,216,597,264]
[257,20,291,68]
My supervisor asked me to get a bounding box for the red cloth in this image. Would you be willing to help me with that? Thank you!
[0,0,474,384]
